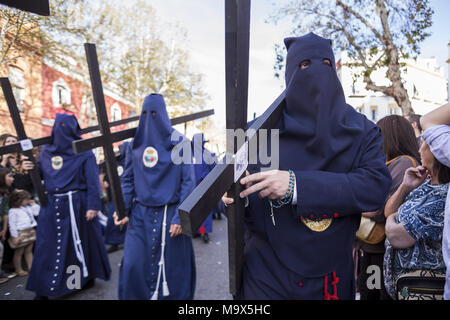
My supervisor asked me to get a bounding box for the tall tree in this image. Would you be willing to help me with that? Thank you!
[271,0,434,115]
[1,0,208,121]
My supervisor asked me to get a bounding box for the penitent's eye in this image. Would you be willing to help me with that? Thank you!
[151,111,157,116]
[299,60,311,70]
[322,58,332,67]
[61,123,66,127]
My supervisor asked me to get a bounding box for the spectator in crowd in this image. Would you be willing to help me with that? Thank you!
[0,134,34,196]
[383,129,450,299]
[405,114,423,148]
[8,189,39,276]
[0,168,16,283]
[419,102,450,300]
[357,115,420,300]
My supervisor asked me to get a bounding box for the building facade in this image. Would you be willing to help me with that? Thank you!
[337,50,448,122]
[1,52,136,156]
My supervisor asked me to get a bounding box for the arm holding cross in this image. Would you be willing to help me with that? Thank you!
[83,153,102,221]
[114,143,134,226]
[224,123,391,219]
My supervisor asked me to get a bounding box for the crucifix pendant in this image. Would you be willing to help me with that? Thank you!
[270,205,276,226]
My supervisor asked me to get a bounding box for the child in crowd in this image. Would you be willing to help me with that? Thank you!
[8,189,40,276]
[0,168,15,283]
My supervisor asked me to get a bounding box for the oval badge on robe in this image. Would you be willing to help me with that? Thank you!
[51,156,63,170]
[117,165,124,176]
[143,147,158,168]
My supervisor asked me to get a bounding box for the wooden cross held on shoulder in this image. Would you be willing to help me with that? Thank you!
[0,110,167,157]
[72,44,214,221]
[179,0,285,296]
[0,78,48,206]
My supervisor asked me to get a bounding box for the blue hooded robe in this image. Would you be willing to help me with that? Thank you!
[103,141,129,245]
[239,33,391,300]
[191,133,215,234]
[118,94,196,300]
[26,113,111,297]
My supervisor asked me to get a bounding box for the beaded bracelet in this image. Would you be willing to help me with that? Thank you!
[270,169,295,208]
[268,170,296,226]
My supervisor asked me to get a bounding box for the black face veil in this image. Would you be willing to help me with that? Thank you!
[280,32,367,172]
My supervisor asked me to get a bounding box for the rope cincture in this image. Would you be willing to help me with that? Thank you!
[55,190,88,278]
[151,204,170,300]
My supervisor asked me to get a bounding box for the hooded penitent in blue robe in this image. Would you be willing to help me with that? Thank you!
[118,94,196,300]
[191,133,215,234]
[26,114,111,297]
[239,33,391,300]
[103,142,129,245]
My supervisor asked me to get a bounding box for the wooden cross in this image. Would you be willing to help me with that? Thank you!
[0,78,48,205]
[0,112,159,157]
[178,0,286,296]
[72,43,214,221]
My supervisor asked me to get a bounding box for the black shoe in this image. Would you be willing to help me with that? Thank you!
[201,233,210,243]
[107,244,119,253]
[82,279,95,290]
[34,295,49,300]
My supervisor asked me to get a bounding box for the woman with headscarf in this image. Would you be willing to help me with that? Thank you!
[26,113,111,299]
[222,33,392,300]
[419,102,450,299]
[114,94,196,300]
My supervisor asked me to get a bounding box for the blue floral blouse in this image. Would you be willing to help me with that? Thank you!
[383,179,449,299]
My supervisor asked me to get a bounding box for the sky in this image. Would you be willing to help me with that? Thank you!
[145,0,450,128]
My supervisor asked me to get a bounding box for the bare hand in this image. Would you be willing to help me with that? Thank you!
[12,237,21,246]
[0,230,6,241]
[113,212,129,226]
[20,155,35,171]
[239,170,291,200]
[222,171,251,205]
[402,166,429,192]
[86,210,98,221]
[169,224,182,237]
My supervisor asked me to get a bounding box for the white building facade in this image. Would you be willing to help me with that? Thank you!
[337,50,448,122]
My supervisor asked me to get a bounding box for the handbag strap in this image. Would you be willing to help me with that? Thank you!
[386,155,418,168]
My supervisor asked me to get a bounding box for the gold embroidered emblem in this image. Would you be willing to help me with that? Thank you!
[301,217,333,232]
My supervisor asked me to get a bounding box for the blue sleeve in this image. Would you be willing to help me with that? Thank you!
[121,143,135,212]
[294,124,392,219]
[84,153,102,211]
[172,161,195,226]
[399,191,446,242]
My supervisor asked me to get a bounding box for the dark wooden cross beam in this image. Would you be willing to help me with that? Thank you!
[70,43,127,221]
[0,0,50,16]
[0,113,155,157]
[0,78,48,205]
[73,43,214,221]
[180,0,265,296]
[97,110,215,174]
[72,109,214,154]
[0,109,212,156]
